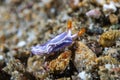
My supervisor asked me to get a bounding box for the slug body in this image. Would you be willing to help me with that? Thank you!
[31,29,77,55]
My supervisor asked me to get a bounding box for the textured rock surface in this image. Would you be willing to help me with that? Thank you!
[74,41,97,72]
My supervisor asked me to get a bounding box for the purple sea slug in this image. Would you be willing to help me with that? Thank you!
[31,20,85,55]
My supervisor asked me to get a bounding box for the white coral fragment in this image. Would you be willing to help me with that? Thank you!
[103,1,117,13]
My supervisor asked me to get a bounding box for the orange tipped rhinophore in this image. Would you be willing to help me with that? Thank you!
[67,20,72,29]
[78,28,86,36]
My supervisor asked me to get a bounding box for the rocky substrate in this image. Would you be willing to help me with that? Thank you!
[0,0,120,80]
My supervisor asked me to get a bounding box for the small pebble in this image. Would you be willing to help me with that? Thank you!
[17,41,26,47]
[105,64,112,70]
[87,26,103,35]
[109,14,118,24]
[78,71,89,80]
[86,9,101,19]
[103,1,117,13]
[0,55,3,60]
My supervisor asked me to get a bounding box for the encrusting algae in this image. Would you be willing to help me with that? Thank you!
[99,30,120,47]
